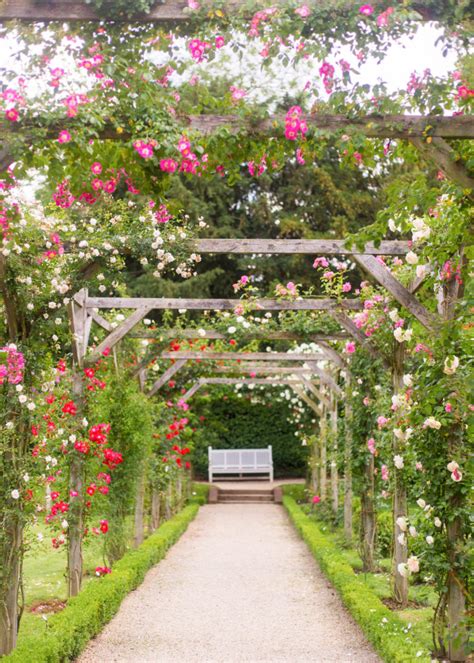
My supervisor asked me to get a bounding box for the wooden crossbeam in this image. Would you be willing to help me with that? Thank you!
[305,361,343,397]
[84,296,362,311]
[86,307,151,365]
[301,378,331,409]
[193,239,409,255]
[213,366,316,374]
[0,0,447,23]
[411,137,474,198]
[353,254,438,331]
[291,386,322,416]
[134,329,350,341]
[313,340,346,369]
[148,358,187,397]
[160,351,323,362]
[330,311,389,367]
[203,377,306,386]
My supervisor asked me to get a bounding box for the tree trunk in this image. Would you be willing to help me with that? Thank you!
[360,454,376,572]
[343,380,353,542]
[0,514,22,656]
[439,261,467,661]
[392,341,408,607]
[133,472,146,548]
[67,373,84,598]
[311,430,320,494]
[165,482,172,520]
[330,393,338,513]
[150,488,161,532]
[319,405,327,501]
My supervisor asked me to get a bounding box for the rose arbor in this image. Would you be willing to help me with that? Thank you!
[1,1,472,660]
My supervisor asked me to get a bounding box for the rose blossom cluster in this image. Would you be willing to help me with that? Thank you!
[0,345,25,385]
[285,106,308,141]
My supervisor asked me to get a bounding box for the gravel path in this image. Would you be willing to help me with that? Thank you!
[77,504,381,663]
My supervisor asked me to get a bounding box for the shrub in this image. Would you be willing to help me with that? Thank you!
[192,394,309,478]
[284,496,431,663]
[6,504,199,663]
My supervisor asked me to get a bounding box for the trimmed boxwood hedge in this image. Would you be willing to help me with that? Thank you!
[6,504,199,663]
[283,495,431,663]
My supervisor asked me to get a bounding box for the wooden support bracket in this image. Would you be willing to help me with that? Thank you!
[148,359,188,397]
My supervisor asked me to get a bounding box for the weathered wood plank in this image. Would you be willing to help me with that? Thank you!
[0,0,446,23]
[89,310,113,332]
[148,358,187,397]
[411,137,474,197]
[181,381,203,403]
[330,311,390,367]
[305,361,343,396]
[353,254,438,330]
[160,351,323,362]
[193,239,410,255]
[134,329,350,341]
[291,386,322,416]
[213,366,315,374]
[203,377,306,386]
[301,378,331,409]
[85,297,362,311]
[86,307,151,365]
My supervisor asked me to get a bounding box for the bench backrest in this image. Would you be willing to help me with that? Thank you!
[209,446,272,471]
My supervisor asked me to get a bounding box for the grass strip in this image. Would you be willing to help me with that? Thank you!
[283,495,431,663]
[6,503,199,663]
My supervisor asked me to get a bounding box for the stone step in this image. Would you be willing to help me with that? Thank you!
[218,489,273,496]
[218,494,274,503]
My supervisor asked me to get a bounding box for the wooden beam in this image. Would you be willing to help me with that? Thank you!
[84,296,362,311]
[291,386,322,416]
[213,366,316,375]
[304,362,343,397]
[353,254,438,331]
[0,0,447,23]
[301,378,331,409]
[148,359,187,397]
[88,310,113,332]
[314,340,347,369]
[160,351,323,362]
[330,311,390,368]
[136,329,350,341]
[192,239,410,255]
[202,377,307,386]
[411,137,474,197]
[67,289,88,368]
[86,307,151,365]
[181,380,203,403]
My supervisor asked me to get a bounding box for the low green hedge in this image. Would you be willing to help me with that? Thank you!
[283,496,431,663]
[6,504,199,663]
[189,482,210,505]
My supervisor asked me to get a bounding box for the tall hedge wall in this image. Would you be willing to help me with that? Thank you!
[192,393,309,478]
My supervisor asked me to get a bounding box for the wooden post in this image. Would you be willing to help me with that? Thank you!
[311,432,320,494]
[438,257,467,661]
[133,472,146,547]
[360,454,376,572]
[392,341,408,607]
[165,482,172,520]
[330,392,339,513]
[150,488,161,532]
[343,376,353,541]
[67,293,87,597]
[319,404,327,501]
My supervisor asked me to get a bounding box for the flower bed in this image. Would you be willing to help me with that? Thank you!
[283,495,431,663]
[5,504,199,663]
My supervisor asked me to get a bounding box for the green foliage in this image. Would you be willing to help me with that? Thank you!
[284,497,431,663]
[86,0,156,17]
[89,372,154,564]
[5,505,199,663]
[188,483,210,505]
[191,393,309,478]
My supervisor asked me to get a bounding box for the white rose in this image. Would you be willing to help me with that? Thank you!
[417,498,426,509]
[396,516,408,532]
[394,455,404,470]
[406,251,419,265]
[397,563,409,578]
[407,556,419,573]
[416,264,428,279]
[426,535,434,545]
[434,517,442,528]
[388,309,400,322]
[18,394,27,404]
[409,526,418,537]
[198,329,206,337]
[227,326,236,334]
[397,533,406,546]
[403,374,413,387]
[424,417,441,430]
[443,356,459,375]
[11,489,20,499]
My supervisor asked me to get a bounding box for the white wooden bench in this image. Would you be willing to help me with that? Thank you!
[208,446,273,483]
